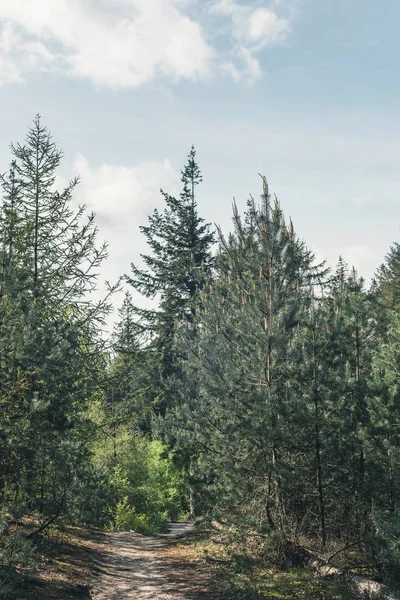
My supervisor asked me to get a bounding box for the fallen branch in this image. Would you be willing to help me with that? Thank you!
[309,550,396,599]
[205,555,229,565]
[26,487,68,540]
[325,540,363,565]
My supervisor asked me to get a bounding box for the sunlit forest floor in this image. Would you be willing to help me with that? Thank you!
[18,524,208,599]
[175,527,347,600]
[13,523,377,600]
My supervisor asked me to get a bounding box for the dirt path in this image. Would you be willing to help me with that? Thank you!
[90,522,199,600]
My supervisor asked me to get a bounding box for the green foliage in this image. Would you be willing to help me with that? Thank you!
[89,404,188,532]
[0,517,37,599]
[110,496,168,535]
[376,238,400,311]
[175,179,326,534]
[125,146,215,415]
[111,497,151,534]
[1,117,400,597]
[210,558,342,600]
[0,116,117,563]
[170,178,400,574]
[367,512,400,585]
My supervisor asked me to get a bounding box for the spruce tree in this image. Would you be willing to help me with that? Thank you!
[126,146,214,414]
[113,291,140,355]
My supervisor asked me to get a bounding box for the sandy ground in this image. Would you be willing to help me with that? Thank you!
[90,522,197,600]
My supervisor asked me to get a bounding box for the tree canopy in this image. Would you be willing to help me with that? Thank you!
[0,117,399,596]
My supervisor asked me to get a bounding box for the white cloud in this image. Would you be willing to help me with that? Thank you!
[69,154,181,322]
[0,23,22,84]
[222,46,262,82]
[72,153,180,254]
[0,21,56,83]
[0,0,214,88]
[350,195,368,207]
[247,7,289,43]
[0,0,293,88]
[210,1,291,82]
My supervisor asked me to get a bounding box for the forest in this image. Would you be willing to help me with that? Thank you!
[0,116,399,598]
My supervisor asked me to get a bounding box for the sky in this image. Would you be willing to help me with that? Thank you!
[0,0,399,323]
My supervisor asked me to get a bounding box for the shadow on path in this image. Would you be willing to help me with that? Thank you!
[90,522,206,600]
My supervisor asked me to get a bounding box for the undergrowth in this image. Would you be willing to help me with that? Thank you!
[177,522,399,600]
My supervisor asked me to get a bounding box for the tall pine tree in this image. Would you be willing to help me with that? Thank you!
[177,177,326,531]
[126,146,214,414]
[0,116,117,535]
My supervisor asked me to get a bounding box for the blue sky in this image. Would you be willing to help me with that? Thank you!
[0,0,399,317]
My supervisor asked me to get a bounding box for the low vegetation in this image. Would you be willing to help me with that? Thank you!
[174,524,400,599]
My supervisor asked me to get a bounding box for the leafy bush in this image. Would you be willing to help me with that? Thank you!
[91,429,187,533]
[111,496,150,533]
[109,496,168,535]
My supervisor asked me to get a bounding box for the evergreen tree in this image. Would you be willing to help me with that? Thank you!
[126,146,214,413]
[368,309,400,513]
[325,263,375,532]
[0,116,117,535]
[108,291,153,433]
[376,237,400,311]
[1,117,399,593]
[9,115,111,317]
[113,291,140,355]
[0,161,24,267]
[177,177,325,531]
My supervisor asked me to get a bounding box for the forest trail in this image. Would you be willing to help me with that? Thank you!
[89,522,199,600]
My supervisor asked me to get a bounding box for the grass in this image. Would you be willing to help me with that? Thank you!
[171,525,357,600]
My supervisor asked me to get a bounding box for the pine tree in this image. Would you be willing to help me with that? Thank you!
[108,291,153,433]
[8,115,112,317]
[177,177,325,531]
[113,291,141,355]
[0,161,24,266]
[368,308,400,514]
[126,146,214,413]
[303,260,376,540]
[0,116,117,534]
[376,238,400,311]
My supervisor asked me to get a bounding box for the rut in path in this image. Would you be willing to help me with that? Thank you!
[90,522,198,600]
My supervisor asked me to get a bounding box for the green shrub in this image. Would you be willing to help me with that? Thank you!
[109,496,168,535]
[367,511,400,585]
[0,516,37,599]
[90,429,188,531]
[110,496,149,533]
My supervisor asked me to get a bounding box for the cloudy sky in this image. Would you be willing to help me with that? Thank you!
[0,0,399,321]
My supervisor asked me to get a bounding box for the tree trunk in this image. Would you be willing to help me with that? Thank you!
[189,456,201,520]
[313,327,326,547]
